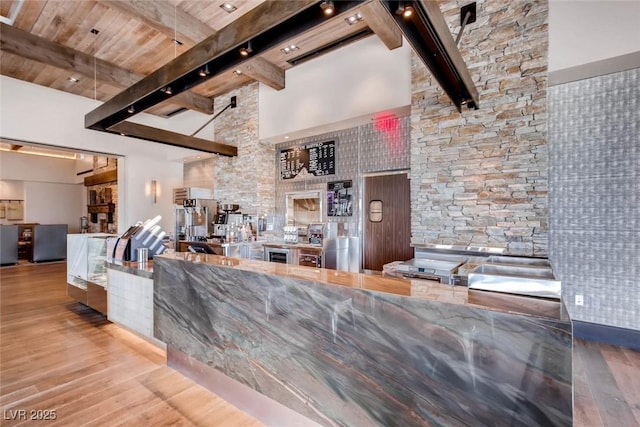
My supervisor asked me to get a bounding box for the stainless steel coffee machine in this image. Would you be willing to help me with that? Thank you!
[173,188,216,241]
[212,204,242,239]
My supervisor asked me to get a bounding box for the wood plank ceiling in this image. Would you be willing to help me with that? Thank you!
[0,0,385,119]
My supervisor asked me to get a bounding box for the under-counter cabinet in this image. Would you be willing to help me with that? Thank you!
[66,233,116,314]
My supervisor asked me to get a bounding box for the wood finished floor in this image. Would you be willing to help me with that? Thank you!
[1,262,639,427]
[0,262,263,427]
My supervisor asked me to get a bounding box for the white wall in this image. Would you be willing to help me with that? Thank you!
[0,180,24,199]
[0,76,196,234]
[548,0,640,71]
[1,150,78,183]
[259,35,412,141]
[23,181,83,232]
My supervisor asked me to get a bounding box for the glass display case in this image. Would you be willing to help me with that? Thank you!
[87,235,110,286]
[66,233,116,314]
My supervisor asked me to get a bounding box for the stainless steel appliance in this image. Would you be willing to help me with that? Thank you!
[264,246,292,264]
[307,223,325,245]
[175,199,217,241]
[173,188,216,241]
[393,258,464,283]
[298,250,322,267]
[468,258,561,299]
[324,236,360,272]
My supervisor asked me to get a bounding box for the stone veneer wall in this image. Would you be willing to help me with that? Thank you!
[411,0,549,256]
[184,83,275,216]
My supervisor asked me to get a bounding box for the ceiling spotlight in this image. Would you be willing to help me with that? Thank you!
[233,69,243,75]
[67,77,79,83]
[127,105,135,114]
[219,2,237,13]
[320,0,335,15]
[279,44,300,54]
[198,64,210,77]
[239,40,253,57]
[161,86,173,95]
[344,13,363,25]
[396,2,414,18]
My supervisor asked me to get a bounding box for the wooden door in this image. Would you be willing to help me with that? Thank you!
[363,173,413,271]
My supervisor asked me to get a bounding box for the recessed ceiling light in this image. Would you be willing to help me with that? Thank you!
[67,77,80,83]
[284,136,289,140]
[220,2,237,13]
[280,44,300,54]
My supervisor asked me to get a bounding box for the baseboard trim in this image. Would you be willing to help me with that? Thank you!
[573,320,640,350]
[166,346,322,427]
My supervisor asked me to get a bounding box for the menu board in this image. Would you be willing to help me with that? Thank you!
[280,141,335,180]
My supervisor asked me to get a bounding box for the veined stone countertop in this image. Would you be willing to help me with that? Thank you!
[154,254,573,426]
[156,252,566,321]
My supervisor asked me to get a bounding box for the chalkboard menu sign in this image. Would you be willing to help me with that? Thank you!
[280,140,335,180]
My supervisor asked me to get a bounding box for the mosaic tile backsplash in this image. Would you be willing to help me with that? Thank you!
[548,68,640,331]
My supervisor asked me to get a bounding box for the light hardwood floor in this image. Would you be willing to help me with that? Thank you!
[0,262,263,427]
[1,262,639,426]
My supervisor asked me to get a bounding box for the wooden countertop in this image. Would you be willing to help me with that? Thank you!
[157,252,567,321]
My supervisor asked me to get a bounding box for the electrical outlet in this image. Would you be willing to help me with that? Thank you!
[575,295,584,306]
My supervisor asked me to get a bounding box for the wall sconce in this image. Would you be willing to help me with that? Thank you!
[151,180,157,204]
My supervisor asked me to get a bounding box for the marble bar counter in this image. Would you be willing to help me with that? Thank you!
[154,253,572,427]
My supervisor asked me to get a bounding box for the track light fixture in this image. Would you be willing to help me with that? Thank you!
[161,86,173,95]
[239,40,253,57]
[320,1,335,16]
[344,13,363,25]
[127,105,135,114]
[396,2,414,18]
[198,64,210,77]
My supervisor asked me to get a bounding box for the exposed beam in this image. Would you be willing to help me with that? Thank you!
[360,0,402,50]
[381,0,479,111]
[85,0,331,131]
[109,121,238,156]
[236,57,285,90]
[98,0,214,46]
[0,22,213,115]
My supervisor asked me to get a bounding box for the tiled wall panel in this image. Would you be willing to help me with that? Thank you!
[549,67,640,330]
[273,118,411,234]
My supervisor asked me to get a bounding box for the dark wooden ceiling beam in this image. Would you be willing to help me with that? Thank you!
[86,0,355,131]
[108,121,237,156]
[0,22,213,115]
[98,0,215,46]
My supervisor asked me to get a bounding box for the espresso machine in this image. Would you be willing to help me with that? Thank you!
[213,204,242,239]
